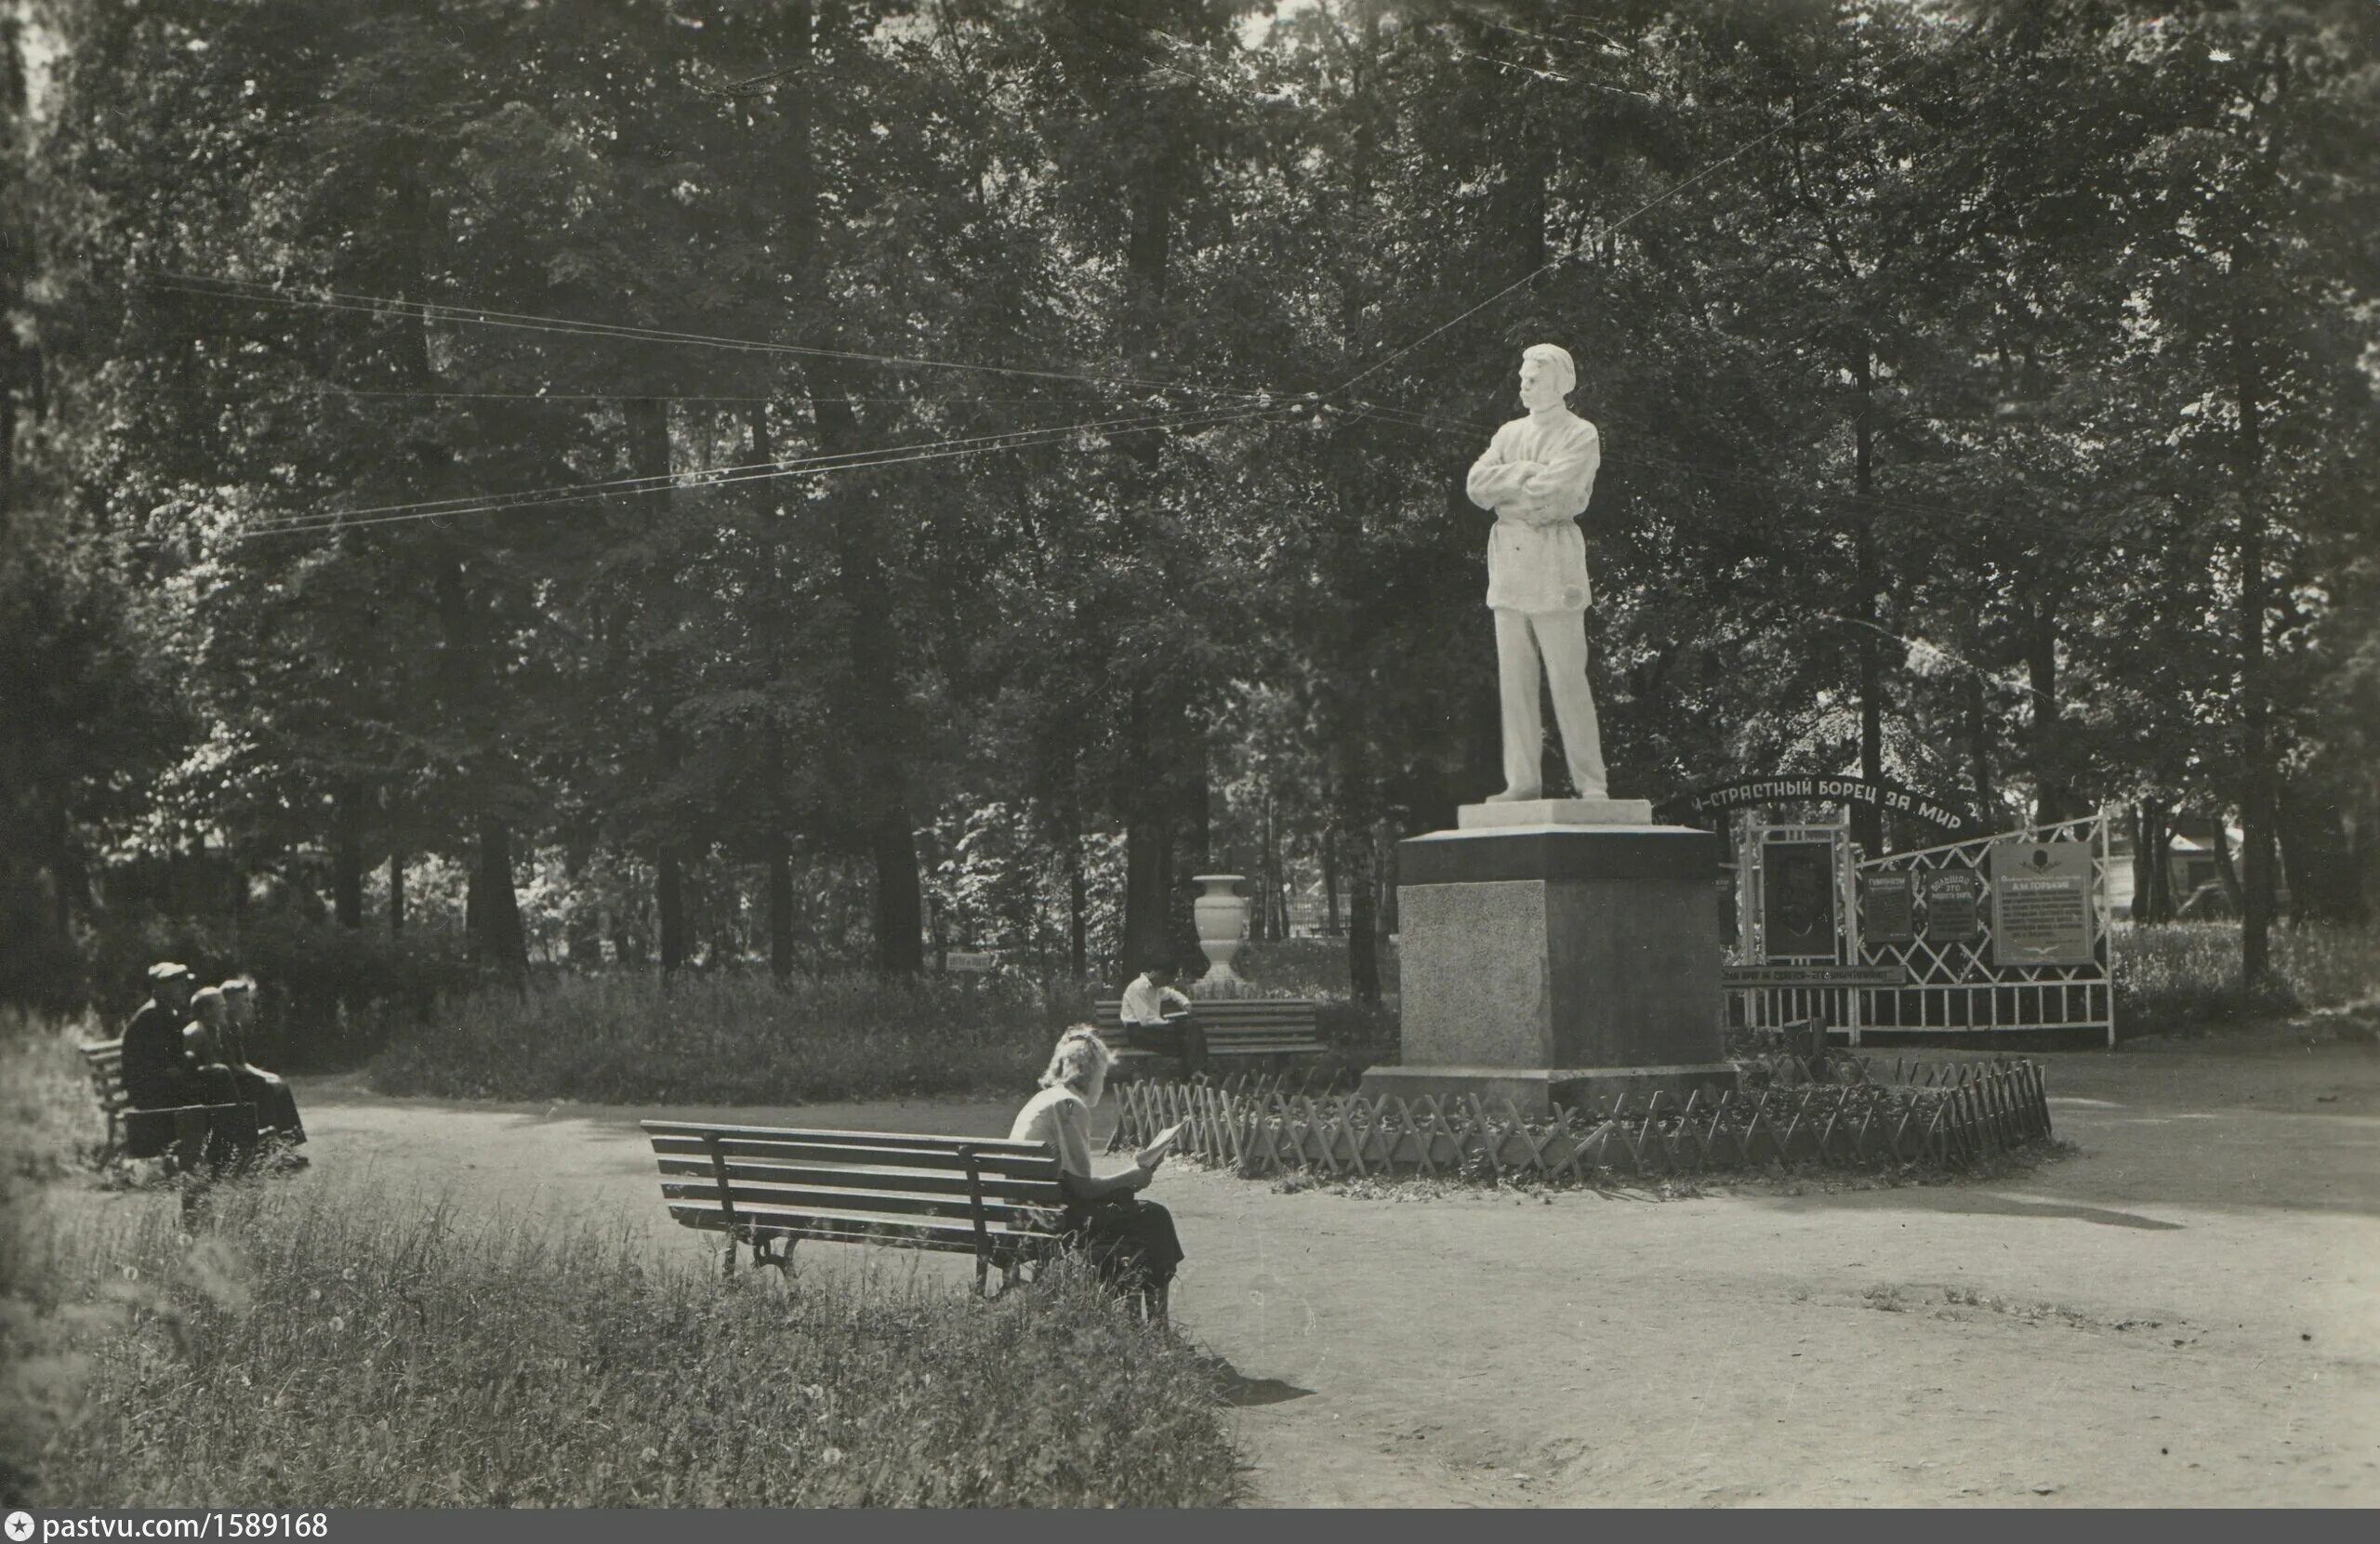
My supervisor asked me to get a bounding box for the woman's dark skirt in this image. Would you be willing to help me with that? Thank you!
[1064,1198,1185,1291]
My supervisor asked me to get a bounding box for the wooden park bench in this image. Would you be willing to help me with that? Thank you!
[1091,996,1326,1076]
[642,1120,1070,1293]
[78,1037,255,1173]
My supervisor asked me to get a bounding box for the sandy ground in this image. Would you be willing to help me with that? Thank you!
[116,1041,2380,1507]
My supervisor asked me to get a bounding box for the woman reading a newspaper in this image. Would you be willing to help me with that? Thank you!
[1010,1026,1187,1323]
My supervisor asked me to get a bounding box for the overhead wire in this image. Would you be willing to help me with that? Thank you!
[239,400,1294,540]
[138,381,1156,407]
[242,397,1292,531]
[146,272,1288,405]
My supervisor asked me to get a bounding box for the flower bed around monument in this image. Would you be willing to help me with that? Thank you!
[1110,1058,2054,1181]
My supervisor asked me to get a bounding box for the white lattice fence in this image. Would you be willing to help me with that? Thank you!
[1852,813,2115,1042]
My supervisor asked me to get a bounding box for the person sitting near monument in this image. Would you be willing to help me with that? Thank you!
[218,975,309,1158]
[121,961,241,1111]
[1117,959,1207,1077]
[1010,1026,1186,1324]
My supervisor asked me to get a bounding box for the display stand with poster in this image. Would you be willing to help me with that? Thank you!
[1716,802,2115,1048]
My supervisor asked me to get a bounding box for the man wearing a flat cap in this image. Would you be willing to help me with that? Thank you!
[121,961,238,1111]
[1465,343,1611,802]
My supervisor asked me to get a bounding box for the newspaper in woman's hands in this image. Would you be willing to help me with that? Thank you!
[1136,1121,1187,1169]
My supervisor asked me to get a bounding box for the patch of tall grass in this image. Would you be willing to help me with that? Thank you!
[2113,922,2380,1036]
[0,1010,108,1184]
[370,970,1093,1104]
[13,1174,1239,1507]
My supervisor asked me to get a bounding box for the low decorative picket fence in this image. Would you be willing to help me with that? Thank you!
[1109,1059,2053,1181]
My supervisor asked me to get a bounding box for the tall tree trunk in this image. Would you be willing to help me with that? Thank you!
[1342,818,1381,1006]
[473,816,526,970]
[870,818,923,977]
[2233,298,2277,987]
[1123,807,1171,973]
[781,3,919,975]
[1322,828,1341,935]
[2209,815,2246,916]
[2027,596,2065,826]
[1260,788,1284,943]
[1111,42,1192,971]
[333,778,364,930]
[657,848,686,974]
[1066,837,1088,980]
[768,830,796,983]
[1851,349,1884,854]
[2131,804,2156,923]
[2135,798,2175,923]
[438,558,523,970]
[626,395,689,976]
[1965,670,1995,826]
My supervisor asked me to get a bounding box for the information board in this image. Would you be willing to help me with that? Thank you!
[1990,839,2096,966]
[1862,872,1915,943]
[1922,869,1983,944]
[1760,840,1838,959]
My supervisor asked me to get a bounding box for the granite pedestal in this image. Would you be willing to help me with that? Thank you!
[1362,811,1737,1116]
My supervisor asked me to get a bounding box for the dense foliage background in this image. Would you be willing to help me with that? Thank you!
[3,0,2374,1012]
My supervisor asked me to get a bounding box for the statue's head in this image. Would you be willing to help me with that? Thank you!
[1518,343,1576,411]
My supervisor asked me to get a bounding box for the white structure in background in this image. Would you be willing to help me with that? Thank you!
[1191,874,1250,985]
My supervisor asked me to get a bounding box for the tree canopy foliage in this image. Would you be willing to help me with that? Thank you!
[4,0,2373,1000]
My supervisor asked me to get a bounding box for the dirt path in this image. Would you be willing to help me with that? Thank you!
[177,1044,2380,1507]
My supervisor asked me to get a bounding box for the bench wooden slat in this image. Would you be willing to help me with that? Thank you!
[641,1120,1048,1155]
[666,1202,1063,1254]
[1092,1000,1317,1019]
[646,1133,1060,1178]
[661,1179,1054,1228]
[1091,998,1325,1057]
[654,1155,1063,1204]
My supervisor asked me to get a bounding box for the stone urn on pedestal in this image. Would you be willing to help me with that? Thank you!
[1190,874,1250,988]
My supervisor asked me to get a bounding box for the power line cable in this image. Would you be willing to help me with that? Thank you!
[145,272,1288,404]
[240,401,1293,539]
[243,399,1284,532]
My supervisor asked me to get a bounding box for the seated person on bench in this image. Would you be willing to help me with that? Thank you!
[1117,960,1206,1075]
[219,975,308,1156]
[1009,1027,1185,1323]
[121,962,241,1112]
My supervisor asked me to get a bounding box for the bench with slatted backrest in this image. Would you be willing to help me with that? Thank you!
[641,1120,1071,1292]
[1091,996,1326,1073]
[77,1038,251,1170]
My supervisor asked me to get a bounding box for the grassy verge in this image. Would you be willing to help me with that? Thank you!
[2113,923,2380,1036]
[7,1171,1238,1508]
[0,1010,108,1184]
[369,971,1091,1104]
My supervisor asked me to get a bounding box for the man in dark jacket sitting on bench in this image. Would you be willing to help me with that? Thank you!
[121,961,241,1112]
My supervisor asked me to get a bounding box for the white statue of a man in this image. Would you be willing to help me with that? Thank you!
[1465,343,1609,802]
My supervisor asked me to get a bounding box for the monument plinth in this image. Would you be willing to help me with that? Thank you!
[1362,813,1737,1116]
[1457,797,1653,829]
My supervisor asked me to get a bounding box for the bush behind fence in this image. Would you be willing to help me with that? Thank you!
[1111,1059,2055,1181]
